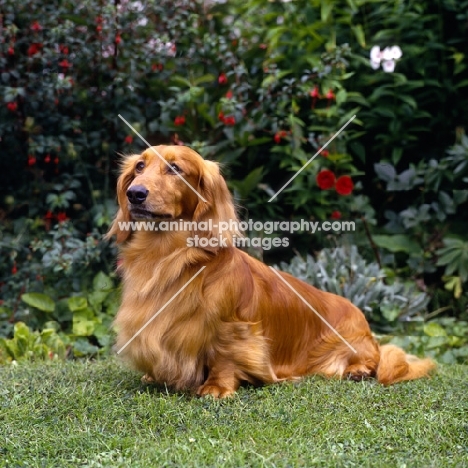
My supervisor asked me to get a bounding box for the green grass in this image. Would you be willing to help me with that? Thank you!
[1,359,467,467]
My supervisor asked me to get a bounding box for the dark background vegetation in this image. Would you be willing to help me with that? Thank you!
[1,0,467,363]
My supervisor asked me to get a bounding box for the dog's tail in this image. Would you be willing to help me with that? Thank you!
[376,344,436,385]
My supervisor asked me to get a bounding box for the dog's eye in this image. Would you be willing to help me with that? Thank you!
[168,162,182,174]
[135,161,145,173]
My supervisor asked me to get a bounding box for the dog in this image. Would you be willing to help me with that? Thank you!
[107,145,435,398]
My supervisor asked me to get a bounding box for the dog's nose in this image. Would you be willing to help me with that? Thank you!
[126,185,149,204]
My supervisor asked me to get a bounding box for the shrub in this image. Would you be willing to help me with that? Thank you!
[279,245,429,332]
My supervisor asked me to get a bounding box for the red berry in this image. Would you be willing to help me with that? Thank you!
[174,116,186,126]
[218,73,228,85]
[7,102,17,112]
[57,212,69,222]
[27,43,42,56]
[223,116,236,126]
[31,21,42,31]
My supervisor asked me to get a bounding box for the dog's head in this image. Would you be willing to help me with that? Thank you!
[107,145,240,249]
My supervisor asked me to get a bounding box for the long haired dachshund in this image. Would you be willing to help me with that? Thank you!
[107,145,435,397]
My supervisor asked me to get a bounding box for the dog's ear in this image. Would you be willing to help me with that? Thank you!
[192,160,241,252]
[106,158,137,244]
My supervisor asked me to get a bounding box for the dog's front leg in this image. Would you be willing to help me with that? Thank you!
[197,360,240,398]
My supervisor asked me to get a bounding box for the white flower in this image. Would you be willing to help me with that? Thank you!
[369,44,402,73]
[382,47,394,61]
[370,45,381,63]
[382,60,396,73]
[390,45,402,60]
[130,1,144,11]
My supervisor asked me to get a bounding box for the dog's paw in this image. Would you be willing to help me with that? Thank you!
[141,374,155,384]
[347,371,371,382]
[197,383,235,399]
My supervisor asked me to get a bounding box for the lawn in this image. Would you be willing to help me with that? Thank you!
[1,358,467,467]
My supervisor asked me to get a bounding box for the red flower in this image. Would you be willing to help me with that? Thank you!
[96,25,102,33]
[12,262,17,275]
[115,34,121,44]
[218,73,228,85]
[320,148,329,157]
[7,102,17,112]
[57,212,69,223]
[174,115,186,126]
[331,210,342,219]
[316,170,336,190]
[54,157,59,164]
[8,46,14,55]
[31,21,42,31]
[223,116,236,126]
[60,45,69,54]
[310,86,320,98]
[218,111,225,123]
[124,135,133,144]
[28,43,42,56]
[28,155,36,166]
[335,175,354,196]
[44,154,51,163]
[226,90,233,99]
[58,59,71,68]
[96,16,103,23]
[44,211,54,220]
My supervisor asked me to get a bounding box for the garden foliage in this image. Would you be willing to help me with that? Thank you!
[0,0,467,361]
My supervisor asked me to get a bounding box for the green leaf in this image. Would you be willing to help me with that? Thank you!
[61,14,88,25]
[321,0,334,22]
[373,234,420,255]
[88,290,109,312]
[73,320,95,337]
[21,293,55,313]
[93,272,112,292]
[68,296,88,312]
[351,24,366,47]
[193,74,215,86]
[424,322,447,337]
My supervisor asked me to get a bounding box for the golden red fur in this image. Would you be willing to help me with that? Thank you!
[107,145,435,397]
